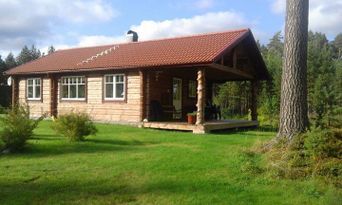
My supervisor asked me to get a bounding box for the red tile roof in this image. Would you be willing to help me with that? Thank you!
[6,29,250,75]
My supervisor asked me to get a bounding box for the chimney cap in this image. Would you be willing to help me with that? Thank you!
[126,30,138,42]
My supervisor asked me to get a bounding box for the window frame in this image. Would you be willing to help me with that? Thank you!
[26,78,42,101]
[103,74,126,101]
[188,80,197,98]
[60,76,86,101]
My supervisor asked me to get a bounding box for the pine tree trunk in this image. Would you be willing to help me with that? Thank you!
[278,0,309,140]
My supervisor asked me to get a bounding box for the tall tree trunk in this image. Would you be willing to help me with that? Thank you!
[278,0,309,140]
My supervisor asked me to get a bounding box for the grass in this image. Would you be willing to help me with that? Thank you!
[0,121,341,205]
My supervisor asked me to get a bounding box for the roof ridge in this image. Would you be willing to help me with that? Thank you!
[129,28,249,44]
[58,28,249,51]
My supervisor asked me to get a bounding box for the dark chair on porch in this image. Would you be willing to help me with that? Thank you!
[149,100,181,121]
[149,100,163,121]
[205,101,221,121]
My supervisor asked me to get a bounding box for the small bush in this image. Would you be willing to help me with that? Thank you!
[52,112,97,141]
[0,105,7,114]
[0,104,44,152]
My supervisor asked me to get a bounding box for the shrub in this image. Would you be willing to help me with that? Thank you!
[0,104,44,152]
[305,128,342,186]
[305,128,341,159]
[52,112,97,141]
[0,105,7,114]
[263,128,342,186]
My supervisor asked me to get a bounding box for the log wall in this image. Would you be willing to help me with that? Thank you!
[17,72,141,123]
[17,69,198,123]
[57,72,141,123]
[18,77,51,117]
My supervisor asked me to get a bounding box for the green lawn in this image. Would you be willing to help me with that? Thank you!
[0,121,340,205]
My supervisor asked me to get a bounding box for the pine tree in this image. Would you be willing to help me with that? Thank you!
[16,45,31,65]
[30,45,41,60]
[48,45,55,54]
[333,60,342,125]
[307,31,337,127]
[312,75,326,127]
[258,32,283,127]
[0,55,7,85]
[0,55,11,107]
[5,53,17,69]
[267,31,284,57]
[16,45,41,65]
[0,55,5,70]
[278,0,309,140]
[332,33,342,59]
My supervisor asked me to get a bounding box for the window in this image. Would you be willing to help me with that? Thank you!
[104,74,125,100]
[61,76,85,100]
[27,78,41,100]
[188,80,196,98]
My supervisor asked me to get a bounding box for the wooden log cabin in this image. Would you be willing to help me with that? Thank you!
[5,28,270,133]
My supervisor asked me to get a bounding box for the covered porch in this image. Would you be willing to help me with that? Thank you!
[139,66,260,133]
[139,34,267,133]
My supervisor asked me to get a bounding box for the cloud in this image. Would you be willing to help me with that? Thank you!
[309,1,342,35]
[271,0,285,14]
[77,35,126,47]
[72,10,256,49]
[194,0,215,9]
[271,0,342,36]
[0,10,259,57]
[0,0,118,53]
[54,10,253,51]
[130,11,252,41]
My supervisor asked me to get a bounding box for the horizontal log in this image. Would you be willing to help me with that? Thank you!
[209,63,254,79]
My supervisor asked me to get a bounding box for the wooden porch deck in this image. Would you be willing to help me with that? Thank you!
[142,120,258,134]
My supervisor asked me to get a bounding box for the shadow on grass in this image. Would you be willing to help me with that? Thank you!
[0,135,159,158]
[211,125,276,136]
[211,127,257,135]
[86,138,151,146]
[31,134,63,141]
[0,177,253,204]
[256,125,278,132]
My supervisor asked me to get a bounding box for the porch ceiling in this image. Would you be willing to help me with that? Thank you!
[145,65,256,82]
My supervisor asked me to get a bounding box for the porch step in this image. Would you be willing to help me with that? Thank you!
[142,120,258,134]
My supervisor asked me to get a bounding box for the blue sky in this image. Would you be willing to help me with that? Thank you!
[0,0,341,56]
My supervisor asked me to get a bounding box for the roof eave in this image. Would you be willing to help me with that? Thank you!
[4,62,214,76]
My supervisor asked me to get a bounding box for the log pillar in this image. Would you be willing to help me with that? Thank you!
[11,76,19,106]
[196,68,206,125]
[139,70,145,122]
[50,76,58,117]
[145,72,150,121]
[250,80,259,121]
